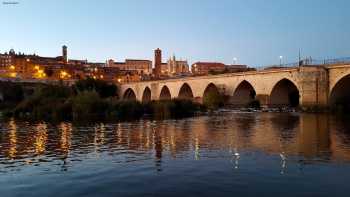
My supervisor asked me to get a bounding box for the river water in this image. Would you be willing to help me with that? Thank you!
[1,112,350,196]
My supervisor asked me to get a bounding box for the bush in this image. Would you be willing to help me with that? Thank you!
[0,83,24,111]
[172,99,200,118]
[34,84,72,99]
[53,99,73,120]
[74,78,117,98]
[112,100,144,120]
[203,91,224,110]
[150,99,201,119]
[2,83,24,102]
[7,82,204,121]
[247,99,261,109]
[151,100,173,119]
[12,85,72,119]
[72,91,110,119]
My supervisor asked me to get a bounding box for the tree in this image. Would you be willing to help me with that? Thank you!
[74,78,118,98]
[203,91,224,110]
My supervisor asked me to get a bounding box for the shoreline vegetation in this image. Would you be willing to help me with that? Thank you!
[0,79,206,121]
[0,79,347,122]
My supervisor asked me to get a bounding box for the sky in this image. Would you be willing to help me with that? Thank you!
[0,0,349,67]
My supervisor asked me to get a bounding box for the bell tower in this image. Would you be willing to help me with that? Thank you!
[154,48,162,77]
[62,45,68,63]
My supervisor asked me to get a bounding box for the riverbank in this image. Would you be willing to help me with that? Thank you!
[2,98,205,121]
[0,79,206,121]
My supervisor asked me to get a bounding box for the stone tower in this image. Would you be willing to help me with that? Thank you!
[154,48,162,77]
[62,45,68,63]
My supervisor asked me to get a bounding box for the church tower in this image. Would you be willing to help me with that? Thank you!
[62,45,68,63]
[154,48,162,77]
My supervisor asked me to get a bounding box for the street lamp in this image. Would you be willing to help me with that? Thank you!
[279,56,283,66]
[233,57,238,65]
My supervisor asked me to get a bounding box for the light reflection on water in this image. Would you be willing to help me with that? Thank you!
[1,112,350,196]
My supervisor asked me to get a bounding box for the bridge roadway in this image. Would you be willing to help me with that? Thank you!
[120,64,350,108]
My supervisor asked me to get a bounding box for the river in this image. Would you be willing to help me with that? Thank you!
[1,112,350,196]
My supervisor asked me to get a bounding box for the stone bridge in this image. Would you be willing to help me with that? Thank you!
[119,64,350,108]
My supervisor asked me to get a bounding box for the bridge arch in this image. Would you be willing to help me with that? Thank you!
[202,83,220,103]
[231,80,256,107]
[142,87,152,103]
[159,85,171,100]
[269,78,300,107]
[123,88,136,100]
[178,83,194,100]
[329,74,350,111]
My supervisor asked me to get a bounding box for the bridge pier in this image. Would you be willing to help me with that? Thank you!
[297,66,329,109]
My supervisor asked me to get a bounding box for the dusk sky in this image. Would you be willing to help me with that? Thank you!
[1,0,349,67]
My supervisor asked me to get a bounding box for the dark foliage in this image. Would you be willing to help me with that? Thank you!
[203,91,224,110]
[74,78,117,98]
[247,99,261,109]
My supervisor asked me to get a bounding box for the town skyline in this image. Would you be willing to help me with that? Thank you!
[1,0,350,67]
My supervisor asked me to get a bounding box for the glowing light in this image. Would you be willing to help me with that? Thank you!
[60,70,70,79]
[9,72,17,78]
[9,65,15,70]
[100,75,104,79]
[117,78,122,83]
[33,68,46,79]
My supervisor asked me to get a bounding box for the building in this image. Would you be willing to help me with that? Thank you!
[0,53,11,67]
[62,45,68,63]
[0,46,92,80]
[191,62,226,75]
[160,63,169,75]
[153,51,190,78]
[191,62,251,75]
[154,48,162,78]
[0,53,12,76]
[224,64,250,73]
[107,59,152,75]
[125,59,152,75]
[166,55,190,76]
